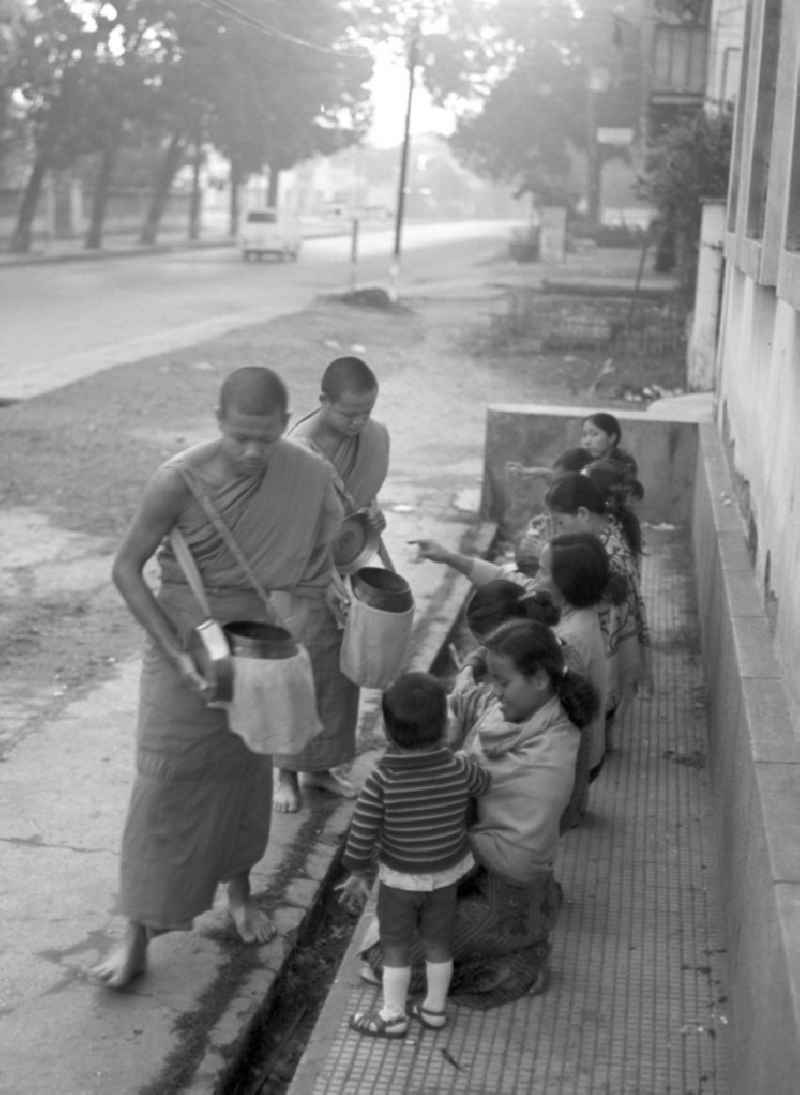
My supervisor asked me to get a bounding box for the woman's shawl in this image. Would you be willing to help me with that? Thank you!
[157,439,343,595]
[289,410,389,511]
[463,695,580,882]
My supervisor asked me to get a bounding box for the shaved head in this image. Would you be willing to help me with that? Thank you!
[219,367,289,417]
[321,356,377,401]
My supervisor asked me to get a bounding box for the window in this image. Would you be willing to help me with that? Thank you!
[651,25,708,95]
[246,211,277,224]
[727,0,754,232]
[786,80,800,251]
[746,0,782,239]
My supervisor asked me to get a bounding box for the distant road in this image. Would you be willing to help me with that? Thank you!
[0,219,519,400]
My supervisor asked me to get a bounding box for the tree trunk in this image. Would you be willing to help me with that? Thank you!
[228,157,240,238]
[85,127,121,250]
[9,150,49,253]
[139,131,184,245]
[266,165,280,208]
[188,142,203,241]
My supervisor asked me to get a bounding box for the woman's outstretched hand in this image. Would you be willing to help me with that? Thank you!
[409,538,451,564]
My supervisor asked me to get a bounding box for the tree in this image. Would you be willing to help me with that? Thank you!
[4,0,103,251]
[134,0,373,243]
[385,0,642,221]
[640,108,732,293]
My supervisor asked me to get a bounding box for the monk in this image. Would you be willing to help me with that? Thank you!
[274,356,390,813]
[92,367,345,988]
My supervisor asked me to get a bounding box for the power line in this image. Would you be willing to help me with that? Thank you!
[194,0,365,58]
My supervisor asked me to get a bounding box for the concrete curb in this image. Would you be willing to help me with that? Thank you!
[0,229,355,268]
[184,521,497,1093]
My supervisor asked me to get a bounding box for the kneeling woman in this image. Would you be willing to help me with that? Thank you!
[362,620,597,1007]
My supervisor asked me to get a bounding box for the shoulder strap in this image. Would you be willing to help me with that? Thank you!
[170,528,212,618]
[177,465,285,627]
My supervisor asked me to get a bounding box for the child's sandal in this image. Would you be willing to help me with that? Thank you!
[408,1001,447,1030]
[349,1010,408,1039]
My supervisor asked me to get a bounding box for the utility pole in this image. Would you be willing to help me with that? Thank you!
[389,24,420,302]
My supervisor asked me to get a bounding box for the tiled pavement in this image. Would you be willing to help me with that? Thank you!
[288,527,730,1095]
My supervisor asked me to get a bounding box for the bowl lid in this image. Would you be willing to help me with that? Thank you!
[332,512,378,572]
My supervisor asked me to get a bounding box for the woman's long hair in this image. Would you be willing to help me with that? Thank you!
[583,461,643,557]
[548,533,610,608]
[545,472,606,516]
[485,619,598,728]
[466,580,559,641]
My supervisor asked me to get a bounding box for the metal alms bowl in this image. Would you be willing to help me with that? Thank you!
[351,566,414,613]
[187,618,234,703]
[332,509,380,575]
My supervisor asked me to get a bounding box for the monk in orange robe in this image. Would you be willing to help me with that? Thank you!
[274,356,390,813]
[92,367,345,989]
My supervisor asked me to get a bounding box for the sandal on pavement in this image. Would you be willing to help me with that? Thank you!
[408,1001,447,1030]
[349,1010,408,1039]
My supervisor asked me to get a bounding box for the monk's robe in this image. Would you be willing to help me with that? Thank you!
[273,412,390,772]
[120,439,343,931]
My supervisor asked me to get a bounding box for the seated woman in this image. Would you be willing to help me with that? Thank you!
[361,619,598,1008]
[535,533,611,828]
[581,412,639,482]
[545,472,653,743]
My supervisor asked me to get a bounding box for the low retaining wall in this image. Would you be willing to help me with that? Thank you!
[482,402,800,1093]
[692,422,800,1095]
[481,403,697,538]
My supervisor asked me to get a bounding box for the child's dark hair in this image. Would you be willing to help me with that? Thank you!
[583,461,643,557]
[545,472,606,516]
[553,447,593,474]
[485,620,598,728]
[466,580,559,640]
[382,672,447,749]
[549,533,610,608]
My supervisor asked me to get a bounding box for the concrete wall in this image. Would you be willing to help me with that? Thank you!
[714,0,800,714]
[692,421,800,1095]
[481,404,697,535]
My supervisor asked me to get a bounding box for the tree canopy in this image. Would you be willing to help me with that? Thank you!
[1,0,375,249]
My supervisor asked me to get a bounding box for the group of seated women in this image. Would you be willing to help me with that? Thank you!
[359,413,651,1009]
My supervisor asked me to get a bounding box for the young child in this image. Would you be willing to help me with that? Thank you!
[448,581,561,751]
[338,672,491,1038]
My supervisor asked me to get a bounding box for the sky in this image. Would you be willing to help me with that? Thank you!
[366,46,457,149]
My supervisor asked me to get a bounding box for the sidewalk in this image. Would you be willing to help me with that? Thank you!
[288,527,730,1095]
[0,507,493,1095]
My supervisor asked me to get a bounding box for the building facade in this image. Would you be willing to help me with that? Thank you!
[711,0,800,711]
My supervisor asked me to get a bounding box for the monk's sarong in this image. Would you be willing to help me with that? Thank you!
[120,586,274,931]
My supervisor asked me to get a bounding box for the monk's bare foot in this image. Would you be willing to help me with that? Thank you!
[301,767,357,799]
[274,769,301,813]
[230,901,276,944]
[91,922,148,990]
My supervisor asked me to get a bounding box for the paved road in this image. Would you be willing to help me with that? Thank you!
[0,219,518,400]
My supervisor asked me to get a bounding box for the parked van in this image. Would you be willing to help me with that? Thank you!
[240,208,302,261]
